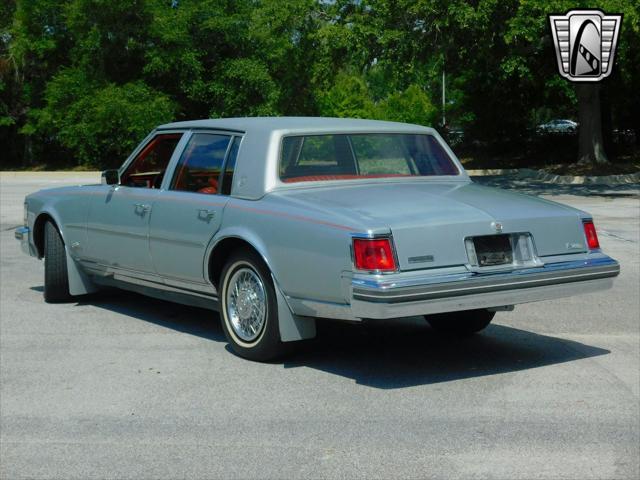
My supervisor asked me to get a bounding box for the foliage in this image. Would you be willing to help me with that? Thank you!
[316,71,376,119]
[0,0,638,169]
[376,84,438,126]
[31,70,176,167]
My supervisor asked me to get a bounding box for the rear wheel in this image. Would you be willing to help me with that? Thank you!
[219,249,285,361]
[43,221,72,303]
[425,309,495,335]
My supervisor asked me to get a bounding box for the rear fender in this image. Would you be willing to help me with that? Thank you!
[208,226,316,342]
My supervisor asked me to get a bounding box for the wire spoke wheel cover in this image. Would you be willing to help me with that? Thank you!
[225,267,267,342]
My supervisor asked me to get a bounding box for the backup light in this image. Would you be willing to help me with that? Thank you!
[353,238,397,272]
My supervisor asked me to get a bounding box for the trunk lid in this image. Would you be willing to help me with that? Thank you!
[276,181,587,270]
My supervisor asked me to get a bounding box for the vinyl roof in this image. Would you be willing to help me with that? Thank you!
[158,116,435,135]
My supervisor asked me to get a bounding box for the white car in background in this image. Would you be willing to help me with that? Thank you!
[536,119,578,134]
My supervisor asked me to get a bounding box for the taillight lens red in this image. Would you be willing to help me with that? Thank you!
[353,238,397,272]
[583,221,600,250]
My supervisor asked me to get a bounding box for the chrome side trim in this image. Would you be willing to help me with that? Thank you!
[93,275,219,312]
[111,272,217,301]
[79,259,217,296]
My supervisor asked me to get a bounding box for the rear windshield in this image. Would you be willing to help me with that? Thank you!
[280,133,459,183]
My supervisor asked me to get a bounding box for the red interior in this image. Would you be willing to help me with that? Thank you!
[120,134,182,187]
[174,170,220,194]
[197,176,219,194]
[282,174,412,183]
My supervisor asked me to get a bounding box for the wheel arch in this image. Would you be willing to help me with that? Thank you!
[33,210,97,296]
[207,232,276,290]
[206,231,316,343]
[33,212,61,259]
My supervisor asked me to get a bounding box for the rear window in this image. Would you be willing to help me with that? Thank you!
[279,133,459,183]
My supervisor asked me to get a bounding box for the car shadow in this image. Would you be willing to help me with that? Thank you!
[64,288,610,389]
[73,289,227,342]
[284,318,610,388]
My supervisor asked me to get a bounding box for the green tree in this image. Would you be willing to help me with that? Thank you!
[505,0,639,164]
[376,84,438,126]
[1,0,638,169]
[4,0,72,166]
[316,71,376,118]
[31,68,175,167]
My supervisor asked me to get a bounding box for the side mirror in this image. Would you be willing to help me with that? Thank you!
[101,169,119,186]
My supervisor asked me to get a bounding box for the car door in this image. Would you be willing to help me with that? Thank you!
[149,132,242,291]
[85,132,185,276]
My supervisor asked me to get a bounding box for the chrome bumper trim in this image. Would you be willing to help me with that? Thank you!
[351,277,615,319]
[286,256,619,322]
[352,257,619,304]
[15,226,33,256]
[14,226,28,241]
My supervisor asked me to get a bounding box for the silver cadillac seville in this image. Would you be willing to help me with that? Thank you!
[16,117,620,360]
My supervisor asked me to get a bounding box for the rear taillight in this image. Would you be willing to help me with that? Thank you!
[353,238,397,272]
[583,220,600,250]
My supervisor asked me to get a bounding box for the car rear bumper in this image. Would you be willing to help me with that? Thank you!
[349,256,619,319]
[287,256,619,321]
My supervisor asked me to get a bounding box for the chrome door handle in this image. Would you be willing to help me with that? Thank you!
[198,209,216,221]
[134,203,151,214]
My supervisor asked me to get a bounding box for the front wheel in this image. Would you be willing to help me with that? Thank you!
[219,249,285,361]
[425,309,495,336]
[43,221,72,303]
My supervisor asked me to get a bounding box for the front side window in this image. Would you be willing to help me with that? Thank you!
[280,133,459,183]
[120,133,182,188]
[171,133,231,194]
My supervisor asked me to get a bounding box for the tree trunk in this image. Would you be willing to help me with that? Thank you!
[23,134,34,167]
[576,83,608,164]
[600,85,614,159]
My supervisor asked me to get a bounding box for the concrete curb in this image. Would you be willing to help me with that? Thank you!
[467,168,640,185]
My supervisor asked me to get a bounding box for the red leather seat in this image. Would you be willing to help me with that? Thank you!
[197,176,219,194]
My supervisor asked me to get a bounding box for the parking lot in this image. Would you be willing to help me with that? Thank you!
[1,172,638,479]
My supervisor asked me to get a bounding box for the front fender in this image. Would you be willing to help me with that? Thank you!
[29,189,97,296]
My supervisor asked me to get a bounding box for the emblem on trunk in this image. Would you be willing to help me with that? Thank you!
[491,221,503,233]
[549,9,622,82]
[408,255,434,264]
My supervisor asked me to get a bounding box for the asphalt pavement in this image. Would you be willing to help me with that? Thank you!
[1,172,638,479]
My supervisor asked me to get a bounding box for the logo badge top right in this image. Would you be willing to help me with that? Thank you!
[549,10,622,82]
